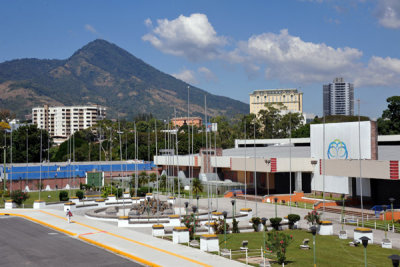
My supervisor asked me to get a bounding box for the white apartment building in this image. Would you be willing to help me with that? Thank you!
[32,105,106,143]
[323,77,354,116]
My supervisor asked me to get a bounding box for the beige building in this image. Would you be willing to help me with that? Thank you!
[32,105,106,143]
[249,89,303,115]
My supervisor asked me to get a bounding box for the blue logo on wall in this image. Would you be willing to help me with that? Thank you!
[327,139,348,159]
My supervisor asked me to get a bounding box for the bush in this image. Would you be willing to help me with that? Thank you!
[265,230,293,264]
[270,217,282,230]
[211,218,230,234]
[101,186,123,198]
[304,210,321,225]
[232,218,240,233]
[76,190,84,200]
[251,217,261,232]
[59,190,69,201]
[287,214,301,229]
[11,190,29,206]
[137,187,152,197]
[182,214,200,240]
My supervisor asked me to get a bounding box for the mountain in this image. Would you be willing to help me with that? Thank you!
[0,39,248,120]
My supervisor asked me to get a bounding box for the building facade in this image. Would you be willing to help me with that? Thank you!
[249,89,303,115]
[32,105,106,142]
[323,77,354,116]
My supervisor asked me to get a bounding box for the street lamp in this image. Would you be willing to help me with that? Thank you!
[341,194,345,230]
[261,217,267,264]
[389,198,395,226]
[360,236,370,267]
[383,206,387,239]
[184,201,189,215]
[388,254,400,267]
[192,205,198,239]
[196,195,200,210]
[274,197,278,218]
[310,225,317,267]
[223,211,228,249]
[231,199,236,221]
[146,196,151,222]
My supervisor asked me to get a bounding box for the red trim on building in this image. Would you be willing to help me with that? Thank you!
[390,161,399,180]
[271,158,277,173]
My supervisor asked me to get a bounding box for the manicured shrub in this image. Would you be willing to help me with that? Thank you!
[270,217,282,230]
[76,190,84,200]
[11,190,29,206]
[232,218,240,233]
[287,214,301,229]
[304,210,321,225]
[251,217,261,232]
[59,190,69,201]
[211,218,230,234]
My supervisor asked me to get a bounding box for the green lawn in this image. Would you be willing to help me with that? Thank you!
[1,189,79,208]
[216,230,399,266]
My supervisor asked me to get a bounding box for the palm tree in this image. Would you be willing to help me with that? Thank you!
[192,178,203,196]
[138,171,148,187]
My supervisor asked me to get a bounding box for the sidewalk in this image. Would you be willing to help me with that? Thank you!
[0,206,246,267]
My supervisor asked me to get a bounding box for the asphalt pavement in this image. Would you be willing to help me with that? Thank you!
[0,216,141,267]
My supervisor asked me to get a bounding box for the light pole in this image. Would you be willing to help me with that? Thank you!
[310,225,317,267]
[360,236,370,267]
[383,206,388,239]
[192,205,198,239]
[274,197,278,218]
[388,254,400,267]
[261,217,267,264]
[389,197,395,226]
[231,199,236,221]
[184,201,189,215]
[196,195,200,210]
[223,211,228,249]
[341,194,345,230]
[146,196,151,222]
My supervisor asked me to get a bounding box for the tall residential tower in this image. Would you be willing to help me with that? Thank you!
[323,77,354,116]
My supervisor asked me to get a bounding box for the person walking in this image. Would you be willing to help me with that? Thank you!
[66,209,73,223]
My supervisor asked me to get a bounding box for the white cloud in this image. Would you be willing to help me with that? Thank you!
[355,56,400,86]
[172,69,198,84]
[84,24,98,34]
[198,67,217,82]
[375,0,400,29]
[230,29,362,83]
[142,13,227,61]
[144,18,152,27]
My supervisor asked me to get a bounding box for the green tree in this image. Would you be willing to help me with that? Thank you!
[192,178,203,196]
[378,96,400,135]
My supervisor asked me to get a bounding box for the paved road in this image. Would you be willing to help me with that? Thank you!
[0,216,141,267]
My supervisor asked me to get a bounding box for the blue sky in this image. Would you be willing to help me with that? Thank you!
[1,0,400,119]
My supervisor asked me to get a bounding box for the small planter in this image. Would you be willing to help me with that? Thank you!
[106,194,116,202]
[339,230,348,239]
[200,234,219,252]
[5,200,16,209]
[118,216,130,227]
[382,238,392,249]
[123,192,130,198]
[168,215,181,227]
[33,200,46,209]
[205,222,216,234]
[240,208,253,218]
[319,221,333,235]
[152,224,165,237]
[131,197,141,204]
[172,226,189,244]
[354,227,373,244]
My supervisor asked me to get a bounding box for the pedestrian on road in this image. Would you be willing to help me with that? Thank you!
[66,209,73,223]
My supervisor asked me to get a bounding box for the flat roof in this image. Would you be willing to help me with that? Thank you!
[223,145,400,160]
